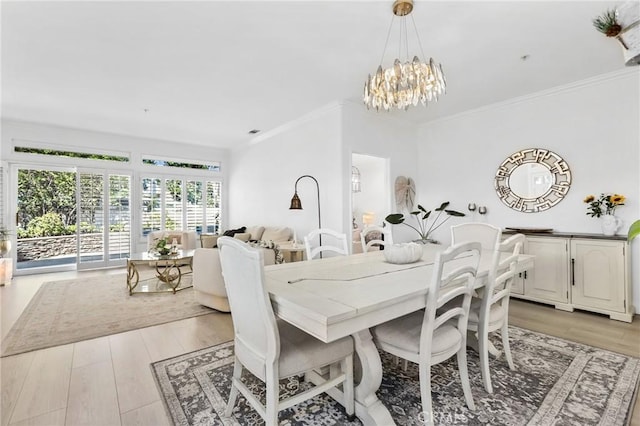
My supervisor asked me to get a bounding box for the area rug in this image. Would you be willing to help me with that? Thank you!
[1,273,213,357]
[152,326,640,425]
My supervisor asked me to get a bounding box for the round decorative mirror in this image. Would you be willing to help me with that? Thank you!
[495,148,571,212]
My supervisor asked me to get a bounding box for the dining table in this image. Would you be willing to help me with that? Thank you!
[264,244,534,425]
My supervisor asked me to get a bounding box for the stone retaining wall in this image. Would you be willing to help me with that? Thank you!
[17,233,129,261]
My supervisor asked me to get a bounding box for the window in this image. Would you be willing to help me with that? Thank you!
[142,158,220,172]
[15,146,129,162]
[141,177,221,236]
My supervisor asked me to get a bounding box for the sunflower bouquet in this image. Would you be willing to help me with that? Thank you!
[584,193,626,218]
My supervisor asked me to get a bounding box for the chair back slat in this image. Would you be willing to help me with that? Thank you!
[419,242,481,359]
[481,234,525,318]
[304,228,349,260]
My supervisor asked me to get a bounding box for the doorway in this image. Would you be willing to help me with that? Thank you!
[351,153,390,253]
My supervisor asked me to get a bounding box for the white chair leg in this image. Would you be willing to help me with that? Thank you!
[265,368,280,426]
[501,321,515,370]
[419,362,434,425]
[224,358,242,417]
[342,356,355,417]
[457,348,475,410]
[478,324,493,394]
[402,359,409,371]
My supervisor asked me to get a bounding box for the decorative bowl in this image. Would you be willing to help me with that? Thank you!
[383,243,423,264]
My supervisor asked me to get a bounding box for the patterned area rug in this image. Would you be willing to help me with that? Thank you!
[2,273,212,357]
[152,326,640,425]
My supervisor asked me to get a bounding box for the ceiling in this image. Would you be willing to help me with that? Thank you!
[1,1,629,150]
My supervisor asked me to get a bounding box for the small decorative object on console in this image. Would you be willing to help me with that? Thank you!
[584,193,625,217]
[584,193,625,236]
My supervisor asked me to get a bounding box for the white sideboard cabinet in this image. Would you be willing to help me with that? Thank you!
[507,232,633,322]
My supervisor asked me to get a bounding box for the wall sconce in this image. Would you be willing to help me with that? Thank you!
[351,166,361,193]
[289,175,322,250]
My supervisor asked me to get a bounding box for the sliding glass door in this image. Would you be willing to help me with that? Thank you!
[78,170,131,270]
[15,165,78,271]
[14,165,131,273]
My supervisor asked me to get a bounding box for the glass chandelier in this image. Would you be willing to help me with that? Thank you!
[363,0,446,111]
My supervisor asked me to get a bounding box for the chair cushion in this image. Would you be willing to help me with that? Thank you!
[262,227,292,243]
[467,298,506,326]
[277,319,353,378]
[372,311,462,357]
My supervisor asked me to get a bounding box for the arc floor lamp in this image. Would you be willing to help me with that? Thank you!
[289,175,322,254]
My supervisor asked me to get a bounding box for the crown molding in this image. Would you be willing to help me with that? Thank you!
[421,68,640,128]
[341,98,418,127]
[245,101,344,147]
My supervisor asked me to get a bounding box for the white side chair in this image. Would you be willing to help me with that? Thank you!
[451,223,502,251]
[371,242,481,421]
[360,225,393,253]
[467,233,525,393]
[217,237,355,425]
[304,228,349,260]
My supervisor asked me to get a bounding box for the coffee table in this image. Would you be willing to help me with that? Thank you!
[127,249,195,295]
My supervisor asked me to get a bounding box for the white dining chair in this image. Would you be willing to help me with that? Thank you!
[451,222,502,251]
[466,233,524,393]
[304,228,349,260]
[217,237,355,425]
[371,242,481,421]
[360,225,393,253]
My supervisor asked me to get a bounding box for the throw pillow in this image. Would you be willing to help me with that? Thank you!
[222,226,247,237]
[261,227,292,242]
[245,226,265,241]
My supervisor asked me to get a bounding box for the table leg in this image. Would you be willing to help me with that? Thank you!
[126,261,139,295]
[352,330,396,426]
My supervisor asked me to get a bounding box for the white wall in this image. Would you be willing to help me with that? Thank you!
[228,101,421,247]
[418,69,640,308]
[228,104,343,243]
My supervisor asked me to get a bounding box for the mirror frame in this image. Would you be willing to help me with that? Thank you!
[495,148,571,213]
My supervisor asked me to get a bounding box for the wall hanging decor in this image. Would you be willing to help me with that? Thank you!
[495,148,571,213]
[394,176,416,212]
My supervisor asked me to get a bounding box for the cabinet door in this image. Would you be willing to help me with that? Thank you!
[525,237,569,303]
[511,272,525,295]
[571,239,625,313]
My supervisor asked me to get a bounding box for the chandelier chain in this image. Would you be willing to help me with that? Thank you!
[379,15,396,66]
[410,14,427,65]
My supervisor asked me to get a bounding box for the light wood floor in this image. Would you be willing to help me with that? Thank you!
[1,270,639,425]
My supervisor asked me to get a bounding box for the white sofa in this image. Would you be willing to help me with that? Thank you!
[192,226,292,312]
